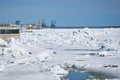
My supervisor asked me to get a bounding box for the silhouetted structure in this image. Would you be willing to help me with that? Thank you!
[51,20,56,28]
[15,21,20,25]
[41,19,46,27]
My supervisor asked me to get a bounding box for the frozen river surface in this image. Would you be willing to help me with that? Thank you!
[0,28,120,80]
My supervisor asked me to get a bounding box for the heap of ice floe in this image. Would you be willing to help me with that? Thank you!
[21,28,120,51]
[0,37,51,72]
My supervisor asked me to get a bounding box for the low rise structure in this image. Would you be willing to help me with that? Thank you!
[0,24,20,41]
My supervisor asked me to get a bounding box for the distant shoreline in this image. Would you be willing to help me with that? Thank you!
[52,26,120,29]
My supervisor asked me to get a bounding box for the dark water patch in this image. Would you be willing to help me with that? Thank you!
[62,69,119,80]
[62,69,91,80]
[88,71,117,79]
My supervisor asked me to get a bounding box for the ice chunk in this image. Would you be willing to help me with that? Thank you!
[98,51,109,57]
[51,65,68,76]
[0,38,7,46]
[0,64,5,72]
[36,51,50,62]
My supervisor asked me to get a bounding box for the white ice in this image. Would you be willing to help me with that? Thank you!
[0,28,120,80]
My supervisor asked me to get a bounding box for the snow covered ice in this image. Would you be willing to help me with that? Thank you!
[0,28,120,80]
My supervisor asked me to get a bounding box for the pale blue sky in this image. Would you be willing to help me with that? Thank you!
[0,0,120,26]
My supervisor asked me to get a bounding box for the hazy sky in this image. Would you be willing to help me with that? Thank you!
[0,0,120,26]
